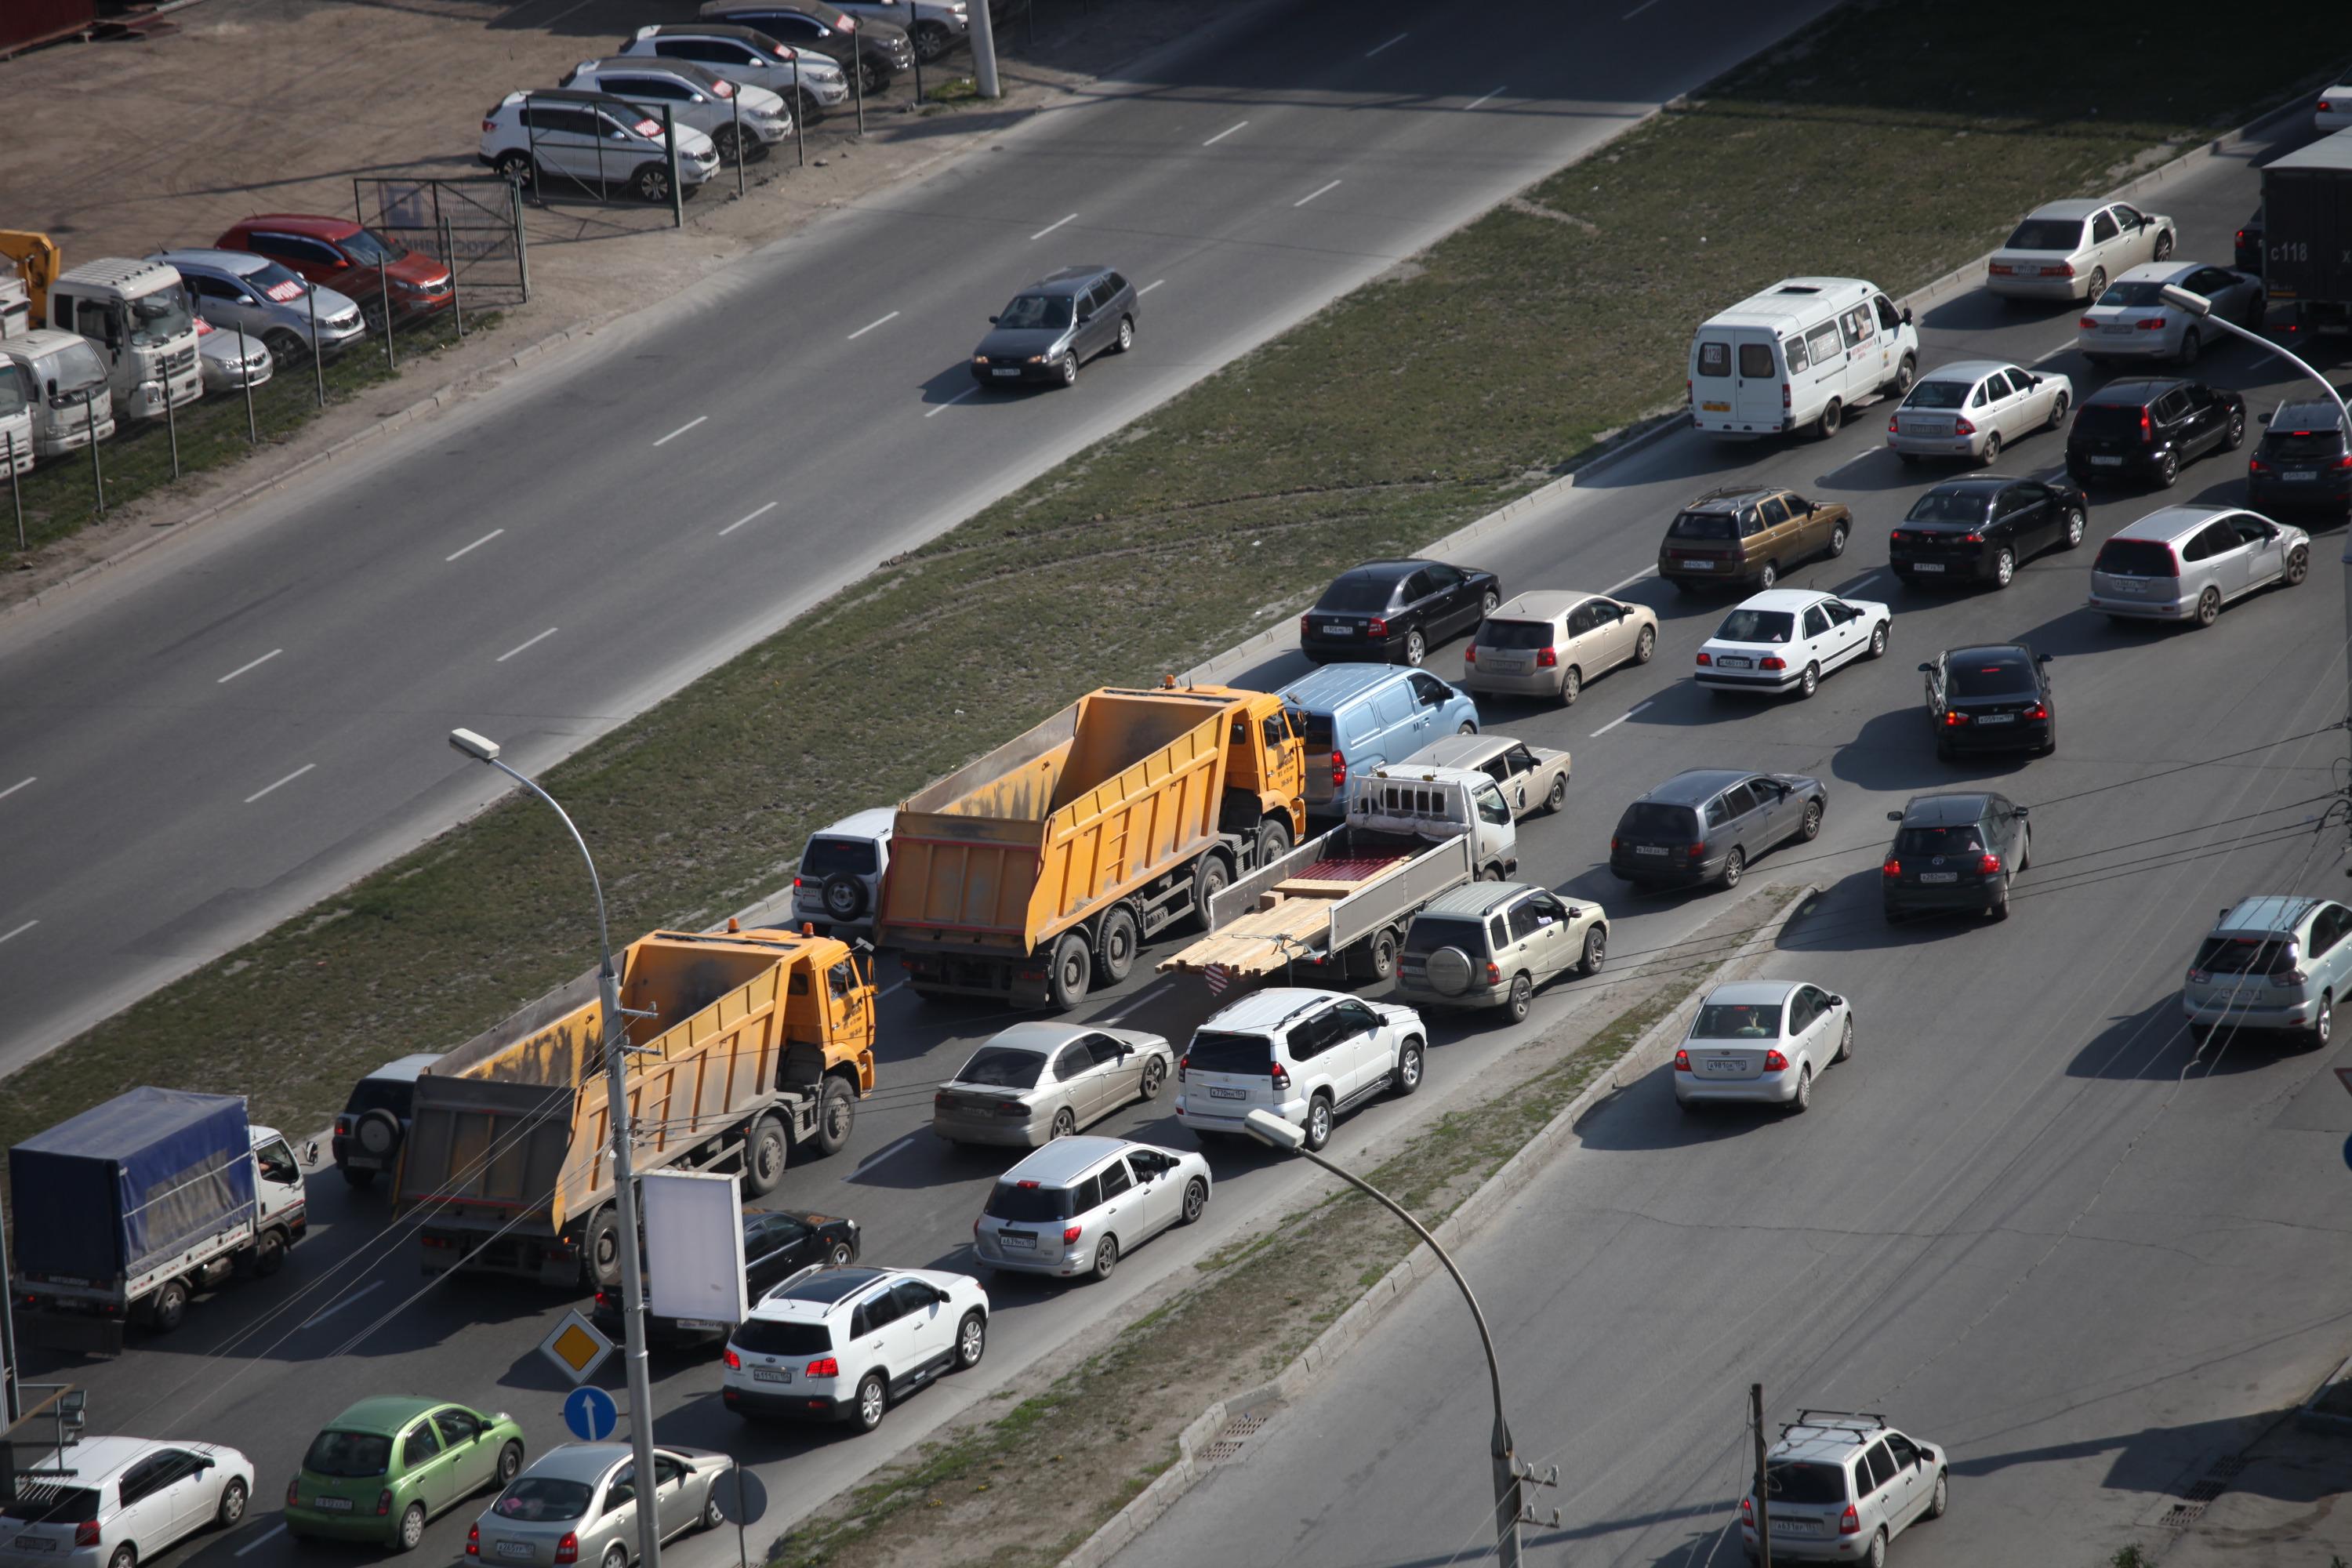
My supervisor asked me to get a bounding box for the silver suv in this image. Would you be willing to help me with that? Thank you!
[1739,1410,1948,1566]
[791,808,893,934]
[1397,883,1607,1021]
[2182,895,2352,1048]
[1175,989,1424,1152]
[2086,503,2310,626]
[560,58,792,163]
[616,24,851,122]
[154,248,365,362]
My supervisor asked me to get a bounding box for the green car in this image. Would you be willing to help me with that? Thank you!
[285,1397,525,1551]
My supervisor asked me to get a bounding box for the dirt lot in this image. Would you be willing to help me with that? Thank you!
[0,0,1250,603]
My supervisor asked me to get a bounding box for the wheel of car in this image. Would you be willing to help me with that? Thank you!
[217,1478,249,1529]
[742,1113,787,1196]
[2194,586,2222,627]
[1992,548,2016,589]
[494,151,535,188]
[1480,588,1501,617]
[1095,906,1139,983]
[251,1229,286,1277]
[1181,1177,1208,1224]
[956,1309,987,1369]
[815,1075,855,1156]
[1504,973,1533,1022]
[1047,931,1091,1008]
[1361,927,1400,982]
[700,1491,724,1532]
[1195,855,1229,933]
[2154,450,2180,488]
[1756,561,1777,591]
[1457,720,1477,735]
[1834,1016,1853,1063]
[1634,625,1656,664]
[1888,352,1916,397]
[796,89,824,125]
[2224,410,2246,450]
[496,1440,524,1486]
[2062,506,2086,549]
[1050,1106,1078,1139]
[586,1207,626,1289]
[1402,627,1427,666]
[822,873,866,921]
[1302,1095,1334,1152]
[2177,328,2200,367]
[1559,666,1581,705]
[597,1544,625,1568]
[1581,924,1606,975]
[1927,1470,1948,1519]
[913,18,953,57]
[1988,878,2011,921]
[1798,800,1824,841]
[1827,520,1849,558]
[1392,1037,1424,1095]
[861,58,888,95]
[1544,774,1568,814]
[108,1546,134,1568]
[1790,1065,1813,1114]
[2287,546,2310,586]
[2153,230,2174,261]
[397,1501,426,1552]
[1813,397,1842,439]
[1978,430,2002,469]
[1798,662,1820,699]
[1115,315,1134,353]
[1138,1054,1167,1101]
[1091,1233,1120,1281]
[150,1279,191,1332]
[829,1239,858,1267]
[1867,623,1888,659]
[1864,1526,1886,1568]
[1057,350,1078,387]
[2045,390,2070,430]
[1719,848,1744,889]
[263,327,307,363]
[341,1165,376,1191]
[2085,266,2107,302]
[630,162,672,204]
[713,123,745,164]
[2018,829,2031,871]
[855,1374,887,1432]
[2312,993,2334,1051]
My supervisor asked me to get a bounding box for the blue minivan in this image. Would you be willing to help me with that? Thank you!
[1279,662,1480,817]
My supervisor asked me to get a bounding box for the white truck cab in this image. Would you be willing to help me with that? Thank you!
[46,256,202,419]
[1350,764,1518,876]
[1,325,117,459]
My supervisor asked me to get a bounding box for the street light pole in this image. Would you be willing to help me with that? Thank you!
[448,729,661,1568]
[1240,1111,1543,1567]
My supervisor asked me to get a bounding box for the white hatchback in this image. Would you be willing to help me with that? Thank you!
[1694,589,1890,700]
[2318,85,2352,133]
[1886,360,2071,466]
[0,1436,254,1568]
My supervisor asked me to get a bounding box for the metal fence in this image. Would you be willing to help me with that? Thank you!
[353,176,529,306]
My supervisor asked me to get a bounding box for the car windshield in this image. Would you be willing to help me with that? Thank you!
[41,339,109,398]
[2193,934,2297,975]
[1478,619,1552,649]
[1667,510,1736,540]
[1896,824,1984,855]
[1765,1461,1851,1504]
[2094,281,2167,308]
[1949,661,2033,698]
[341,227,403,265]
[731,1316,833,1354]
[494,1479,593,1522]
[996,293,1071,330]
[1693,1002,1780,1039]
[129,283,195,346]
[800,837,877,876]
[1316,576,1397,612]
[1715,609,1793,644]
[1903,380,1971,410]
[2005,217,2083,251]
[1185,1029,1271,1073]
[1404,915,1490,956]
[954,1046,1044,1089]
[0,1487,102,1526]
[1618,802,1697,837]
[0,367,26,419]
[1906,491,1992,525]
[243,259,310,299]
[985,1181,1074,1222]
[303,1429,392,1478]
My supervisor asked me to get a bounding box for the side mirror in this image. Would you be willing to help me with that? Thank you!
[2259,411,2271,425]
[1916,662,1933,673]
[1828,995,1844,1007]
[2036,652,2052,663]
[2013,806,2031,819]
[1566,906,1584,920]
[1118,1043,1133,1058]
[1077,312,1093,326]
[1886,810,1904,822]
[987,314,998,325]
[45,378,56,397]
[238,294,257,306]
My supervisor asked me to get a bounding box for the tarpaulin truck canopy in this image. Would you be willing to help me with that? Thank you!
[8,1087,255,1286]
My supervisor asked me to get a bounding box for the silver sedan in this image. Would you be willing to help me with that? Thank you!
[471,1443,731,1568]
[194,318,272,394]
[931,1022,1174,1148]
[1886,359,2071,466]
[1985,198,2175,303]
[2078,261,2264,366]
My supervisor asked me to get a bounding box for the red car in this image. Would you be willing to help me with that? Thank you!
[212,214,453,323]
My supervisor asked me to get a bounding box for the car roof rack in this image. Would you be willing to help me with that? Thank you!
[1780,1409,1887,1443]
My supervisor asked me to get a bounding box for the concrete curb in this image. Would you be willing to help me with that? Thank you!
[2295,1348,2352,1435]
[1057,882,1816,1568]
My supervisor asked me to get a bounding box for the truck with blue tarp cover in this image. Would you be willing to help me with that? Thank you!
[8,1087,309,1351]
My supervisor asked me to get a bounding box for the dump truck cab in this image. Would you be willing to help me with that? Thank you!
[45,256,201,419]
[1223,686,1308,837]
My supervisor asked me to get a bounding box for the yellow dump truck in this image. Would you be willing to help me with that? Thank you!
[394,923,876,1288]
[881,681,1307,1008]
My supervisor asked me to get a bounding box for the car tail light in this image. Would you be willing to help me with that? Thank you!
[1367,617,1388,639]
[1063,1225,1083,1244]
[466,1526,481,1559]
[2044,263,2076,278]
[1687,843,1706,859]
[2137,315,2168,331]
[1463,644,1476,663]
[1673,1049,1692,1073]
[793,876,803,890]
[2325,100,2336,113]
[1298,615,1309,638]
[2274,968,2309,987]
[1887,415,1900,435]
[1781,383,1791,410]
[724,1348,741,1370]
[1944,711,1967,727]
[1882,858,1901,878]
[2249,458,2268,474]
[1537,647,1557,667]
[1962,532,1984,545]
[482,118,498,133]
[2026,703,2049,720]
[1763,1049,1788,1071]
[376,1490,394,1517]
[1696,652,1712,666]
[2336,453,2352,470]
[1271,1062,1291,1091]
[1988,262,2009,275]
[806,1356,840,1378]
[2237,227,2249,247]
[1978,854,2002,875]
[1838,1504,1861,1536]
[996,1100,1026,1117]
[1178,1054,1189,1081]
[1759,656,1786,671]
[335,1114,353,1134]
[72,1520,100,1549]
[554,1533,579,1565]
[2078,316,2096,330]
[286,1477,302,1508]
[1740,1496,1754,1524]
[2142,410,2154,444]
[1954,417,1976,437]
[1485,961,1501,984]
[1330,747,1346,789]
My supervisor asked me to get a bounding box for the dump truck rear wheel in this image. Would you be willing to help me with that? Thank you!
[1047,931,1092,1008]
[742,1114,788,1196]
[1094,906,1139,983]
[585,1208,625,1290]
[1193,856,1231,935]
[813,1078,856,1156]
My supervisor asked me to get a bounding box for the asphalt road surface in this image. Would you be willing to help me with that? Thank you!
[1112,122,2352,1568]
[0,0,1837,1076]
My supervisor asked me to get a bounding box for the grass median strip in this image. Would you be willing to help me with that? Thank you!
[4,7,2344,1164]
[765,887,1799,1568]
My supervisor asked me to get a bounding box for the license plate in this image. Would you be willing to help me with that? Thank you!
[753,1366,791,1383]
[1976,713,2015,725]
[1715,655,1751,669]
[314,1497,354,1512]
[1322,623,1352,635]
[1635,845,1668,857]
[2111,579,2147,594]
[991,368,1019,377]
[1920,872,1959,884]
[1000,1233,1036,1250]
[1700,401,1730,412]
[2089,455,2124,466]
[1708,1059,1744,1073]
[1208,1086,1247,1100]
[1775,1519,1820,1536]
[1681,559,1714,571]
[494,1544,535,1560]
[2285,470,2317,481]
[1913,562,1944,573]
[677,1319,727,1332]
[2105,324,2136,334]
[16,1538,56,1551]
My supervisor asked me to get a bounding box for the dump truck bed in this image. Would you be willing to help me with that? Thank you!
[1159,828,1475,977]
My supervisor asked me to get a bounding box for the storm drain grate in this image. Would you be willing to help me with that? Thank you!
[2160,1456,2252,1530]
[1200,1412,1271,1463]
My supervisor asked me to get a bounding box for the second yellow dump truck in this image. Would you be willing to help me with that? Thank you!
[394,923,875,1287]
[880,681,1307,1008]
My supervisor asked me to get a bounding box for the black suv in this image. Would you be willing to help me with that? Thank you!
[701,0,913,93]
[1882,793,2031,923]
[595,1207,860,1344]
[1888,476,2088,589]
[1298,557,1501,666]
[2249,400,2352,518]
[332,1053,444,1190]
[2065,378,2245,490]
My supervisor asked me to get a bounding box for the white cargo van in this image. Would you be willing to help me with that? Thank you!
[0,328,116,459]
[1689,277,1916,440]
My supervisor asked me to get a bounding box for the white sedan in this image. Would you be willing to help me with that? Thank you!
[1694,588,1890,700]
[2318,85,2352,133]
[1886,359,2071,466]
[2078,261,2265,366]
[0,1436,254,1568]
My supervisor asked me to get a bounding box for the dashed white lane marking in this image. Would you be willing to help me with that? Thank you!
[1605,568,1654,597]
[0,920,36,946]
[300,1279,385,1329]
[0,777,34,803]
[720,502,779,536]
[1465,86,1506,111]
[495,627,559,663]
[1295,180,1342,208]
[217,648,283,684]
[1849,572,1884,593]
[1138,279,1167,296]
[1591,701,1653,739]
[1364,31,1406,56]
[847,310,900,340]
[1203,121,1248,146]
[926,387,980,419]
[446,528,503,561]
[245,764,316,804]
[235,1525,288,1557]
[652,415,708,447]
[1031,213,1077,240]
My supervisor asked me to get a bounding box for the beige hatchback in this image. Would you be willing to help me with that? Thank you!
[1463,590,1658,705]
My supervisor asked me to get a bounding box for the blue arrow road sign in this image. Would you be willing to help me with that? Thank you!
[564,1386,619,1443]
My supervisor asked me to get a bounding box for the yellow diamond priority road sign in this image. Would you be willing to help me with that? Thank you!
[539,1310,615,1386]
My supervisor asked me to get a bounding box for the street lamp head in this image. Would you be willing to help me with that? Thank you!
[2158,283,2212,318]
[448,728,502,763]
[1243,1109,1306,1152]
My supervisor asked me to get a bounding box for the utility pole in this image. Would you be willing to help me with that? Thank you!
[969,0,1000,99]
[1751,1383,1772,1568]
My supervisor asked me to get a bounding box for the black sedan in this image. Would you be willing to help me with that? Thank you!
[1882,793,2031,923]
[1888,476,2087,590]
[2065,378,2244,490]
[594,1207,860,1344]
[1921,643,2056,758]
[1299,557,1500,666]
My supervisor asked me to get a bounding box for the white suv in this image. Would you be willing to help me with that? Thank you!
[720,1265,986,1433]
[1738,1410,1948,1565]
[791,808,894,934]
[1176,988,1424,1151]
[477,89,718,203]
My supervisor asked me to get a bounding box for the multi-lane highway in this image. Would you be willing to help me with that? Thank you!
[0,0,1838,1074]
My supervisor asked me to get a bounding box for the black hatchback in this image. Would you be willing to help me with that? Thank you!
[1920,643,2055,757]
[2248,400,2352,519]
[2066,379,2245,489]
[1888,476,2088,589]
[595,1207,860,1344]
[1299,557,1501,666]
[1882,793,2031,922]
[971,264,1139,388]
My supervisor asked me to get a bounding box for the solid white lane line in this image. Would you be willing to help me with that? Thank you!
[1203,121,1249,146]
[301,1279,384,1329]
[1464,85,1506,111]
[0,776,33,802]
[245,764,315,804]
[1590,701,1653,739]
[1605,568,1654,597]
[652,416,708,448]
[1138,278,1167,296]
[1294,180,1342,208]
[495,627,559,663]
[0,920,36,946]
[846,310,901,340]
[216,648,283,684]
[719,502,779,536]
[446,528,504,561]
[1031,212,1077,240]
[235,1525,288,1558]
[1364,31,1406,56]
[855,1132,920,1169]
[925,387,980,419]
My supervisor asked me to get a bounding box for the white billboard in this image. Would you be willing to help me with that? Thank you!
[641,1171,747,1326]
